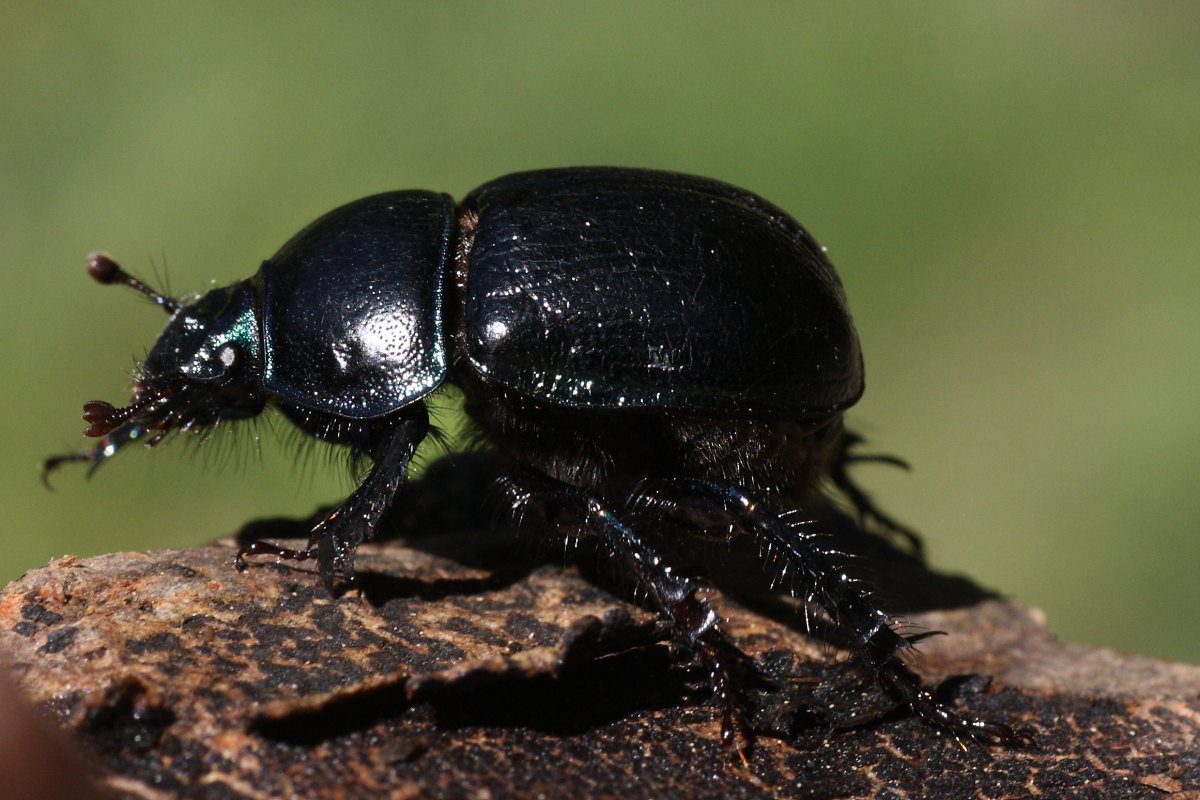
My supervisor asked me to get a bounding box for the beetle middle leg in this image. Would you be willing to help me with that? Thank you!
[501,468,757,751]
[631,477,1030,747]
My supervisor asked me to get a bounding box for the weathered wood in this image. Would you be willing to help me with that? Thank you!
[3,459,1197,799]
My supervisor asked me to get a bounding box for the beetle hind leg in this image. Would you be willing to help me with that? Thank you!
[632,477,1030,747]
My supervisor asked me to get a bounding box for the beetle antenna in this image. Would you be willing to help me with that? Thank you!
[86,252,180,314]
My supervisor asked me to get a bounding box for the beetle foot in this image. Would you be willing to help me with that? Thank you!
[231,505,374,590]
[232,515,364,594]
[233,540,318,571]
[690,624,767,758]
[874,657,1037,748]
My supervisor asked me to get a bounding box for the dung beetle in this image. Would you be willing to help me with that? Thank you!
[47,167,1028,750]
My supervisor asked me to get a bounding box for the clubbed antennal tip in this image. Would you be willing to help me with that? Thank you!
[82,400,122,438]
[85,252,180,314]
[85,251,122,284]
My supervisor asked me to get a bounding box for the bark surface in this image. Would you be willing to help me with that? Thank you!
[3,460,1197,799]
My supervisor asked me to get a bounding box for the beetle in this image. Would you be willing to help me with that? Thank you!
[46,167,1027,749]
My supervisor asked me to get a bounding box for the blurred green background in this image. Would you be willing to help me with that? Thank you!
[3,3,1196,663]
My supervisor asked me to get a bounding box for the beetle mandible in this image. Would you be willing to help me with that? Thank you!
[47,167,1027,749]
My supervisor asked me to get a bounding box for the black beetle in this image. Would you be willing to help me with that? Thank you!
[47,167,1027,750]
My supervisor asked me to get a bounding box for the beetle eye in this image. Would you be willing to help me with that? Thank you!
[216,344,238,369]
[210,344,240,382]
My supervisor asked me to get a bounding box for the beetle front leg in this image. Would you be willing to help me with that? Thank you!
[236,407,429,591]
[632,478,1031,747]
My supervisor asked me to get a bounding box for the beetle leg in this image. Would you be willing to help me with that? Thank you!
[308,409,430,590]
[828,431,924,557]
[501,469,755,752]
[632,477,1031,748]
[236,408,429,591]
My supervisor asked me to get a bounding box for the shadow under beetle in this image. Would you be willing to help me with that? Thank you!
[47,167,1029,751]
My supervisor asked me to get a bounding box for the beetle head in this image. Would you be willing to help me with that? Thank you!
[133,279,266,422]
[45,255,268,480]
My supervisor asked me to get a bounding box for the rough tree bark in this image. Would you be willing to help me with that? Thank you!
[2,456,1197,799]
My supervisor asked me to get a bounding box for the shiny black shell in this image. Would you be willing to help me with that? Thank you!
[259,191,454,418]
[463,167,862,416]
[256,167,862,419]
